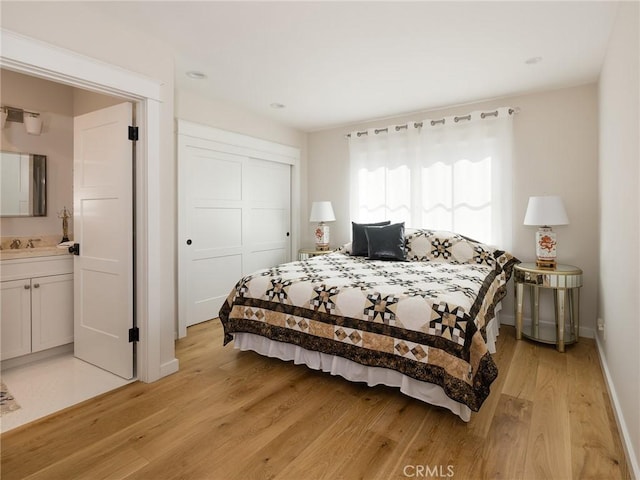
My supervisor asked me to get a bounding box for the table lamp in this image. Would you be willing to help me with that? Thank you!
[309,201,335,251]
[523,195,569,269]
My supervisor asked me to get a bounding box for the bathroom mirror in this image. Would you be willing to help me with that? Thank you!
[0,151,47,217]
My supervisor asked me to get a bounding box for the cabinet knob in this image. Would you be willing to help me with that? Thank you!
[24,284,31,290]
[33,283,40,289]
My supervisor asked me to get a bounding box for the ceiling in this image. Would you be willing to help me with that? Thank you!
[94,1,619,132]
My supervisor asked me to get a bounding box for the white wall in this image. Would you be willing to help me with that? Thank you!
[73,88,123,117]
[307,84,600,335]
[1,69,74,238]
[176,90,306,149]
[598,1,640,476]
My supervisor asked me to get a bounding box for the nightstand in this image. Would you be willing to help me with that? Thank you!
[298,248,334,260]
[514,262,583,352]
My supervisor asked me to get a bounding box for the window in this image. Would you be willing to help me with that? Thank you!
[349,108,513,248]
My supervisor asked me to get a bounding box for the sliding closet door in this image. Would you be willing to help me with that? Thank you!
[178,125,295,335]
[244,158,291,274]
[180,147,244,330]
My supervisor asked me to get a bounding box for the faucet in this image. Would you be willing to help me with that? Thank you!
[26,238,42,249]
[10,239,21,249]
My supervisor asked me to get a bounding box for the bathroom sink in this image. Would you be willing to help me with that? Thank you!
[0,246,71,260]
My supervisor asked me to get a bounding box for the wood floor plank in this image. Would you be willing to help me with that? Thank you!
[524,355,572,480]
[228,385,355,480]
[567,340,628,479]
[382,411,484,480]
[25,441,151,480]
[271,388,391,480]
[468,326,518,438]
[0,320,631,480]
[501,339,540,401]
[481,393,533,479]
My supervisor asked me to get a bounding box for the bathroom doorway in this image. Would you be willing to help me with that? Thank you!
[1,29,175,385]
[0,28,176,430]
[0,71,136,431]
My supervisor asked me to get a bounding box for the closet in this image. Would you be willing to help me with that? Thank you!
[177,121,300,337]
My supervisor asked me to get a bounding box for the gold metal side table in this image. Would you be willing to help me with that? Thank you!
[514,263,583,352]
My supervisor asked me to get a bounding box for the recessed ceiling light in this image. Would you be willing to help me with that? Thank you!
[270,103,286,109]
[186,71,207,80]
[525,56,543,65]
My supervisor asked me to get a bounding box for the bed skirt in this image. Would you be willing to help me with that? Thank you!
[232,313,501,422]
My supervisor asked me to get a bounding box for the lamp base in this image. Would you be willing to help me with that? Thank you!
[314,223,330,251]
[536,258,557,270]
[535,226,557,270]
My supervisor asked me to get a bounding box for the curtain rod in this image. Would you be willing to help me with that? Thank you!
[345,107,519,138]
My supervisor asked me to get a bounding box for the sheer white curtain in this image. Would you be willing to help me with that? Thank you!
[349,107,513,248]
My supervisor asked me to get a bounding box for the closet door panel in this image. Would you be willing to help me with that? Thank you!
[180,145,246,328]
[244,159,291,275]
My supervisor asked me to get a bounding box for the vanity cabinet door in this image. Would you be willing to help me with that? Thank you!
[1,279,32,360]
[31,274,74,353]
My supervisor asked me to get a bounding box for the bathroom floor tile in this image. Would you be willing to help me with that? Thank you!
[1,353,132,433]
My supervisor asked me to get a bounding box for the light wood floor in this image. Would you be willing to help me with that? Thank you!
[1,321,630,480]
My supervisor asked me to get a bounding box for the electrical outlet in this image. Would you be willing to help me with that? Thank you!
[597,317,606,341]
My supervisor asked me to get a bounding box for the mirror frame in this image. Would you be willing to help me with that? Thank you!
[0,151,47,217]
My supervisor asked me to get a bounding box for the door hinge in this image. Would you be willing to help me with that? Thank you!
[128,126,139,141]
[128,326,139,343]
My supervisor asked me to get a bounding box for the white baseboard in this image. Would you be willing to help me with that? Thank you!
[160,358,180,378]
[595,334,640,480]
[499,312,595,339]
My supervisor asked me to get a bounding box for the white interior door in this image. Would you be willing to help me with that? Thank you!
[178,136,292,333]
[73,102,134,379]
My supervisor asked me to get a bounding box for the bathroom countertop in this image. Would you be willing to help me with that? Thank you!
[0,246,72,261]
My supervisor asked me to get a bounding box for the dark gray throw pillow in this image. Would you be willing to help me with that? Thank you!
[351,221,391,256]
[365,222,406,261]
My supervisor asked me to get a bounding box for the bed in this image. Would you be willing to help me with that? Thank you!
[218,227,518,421]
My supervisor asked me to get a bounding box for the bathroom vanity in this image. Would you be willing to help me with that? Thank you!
[1,250,73,361]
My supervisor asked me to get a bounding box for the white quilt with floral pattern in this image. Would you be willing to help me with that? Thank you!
[220,230,518,411]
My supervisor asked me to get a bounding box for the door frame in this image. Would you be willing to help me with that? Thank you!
[177,119,301,338]
[0,28,178,382]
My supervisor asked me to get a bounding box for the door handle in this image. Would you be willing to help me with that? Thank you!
[69,243,80,255]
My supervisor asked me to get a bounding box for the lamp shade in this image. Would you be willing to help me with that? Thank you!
[24,112,43,135]
[309,201,335,222]
[523,196,569,226]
